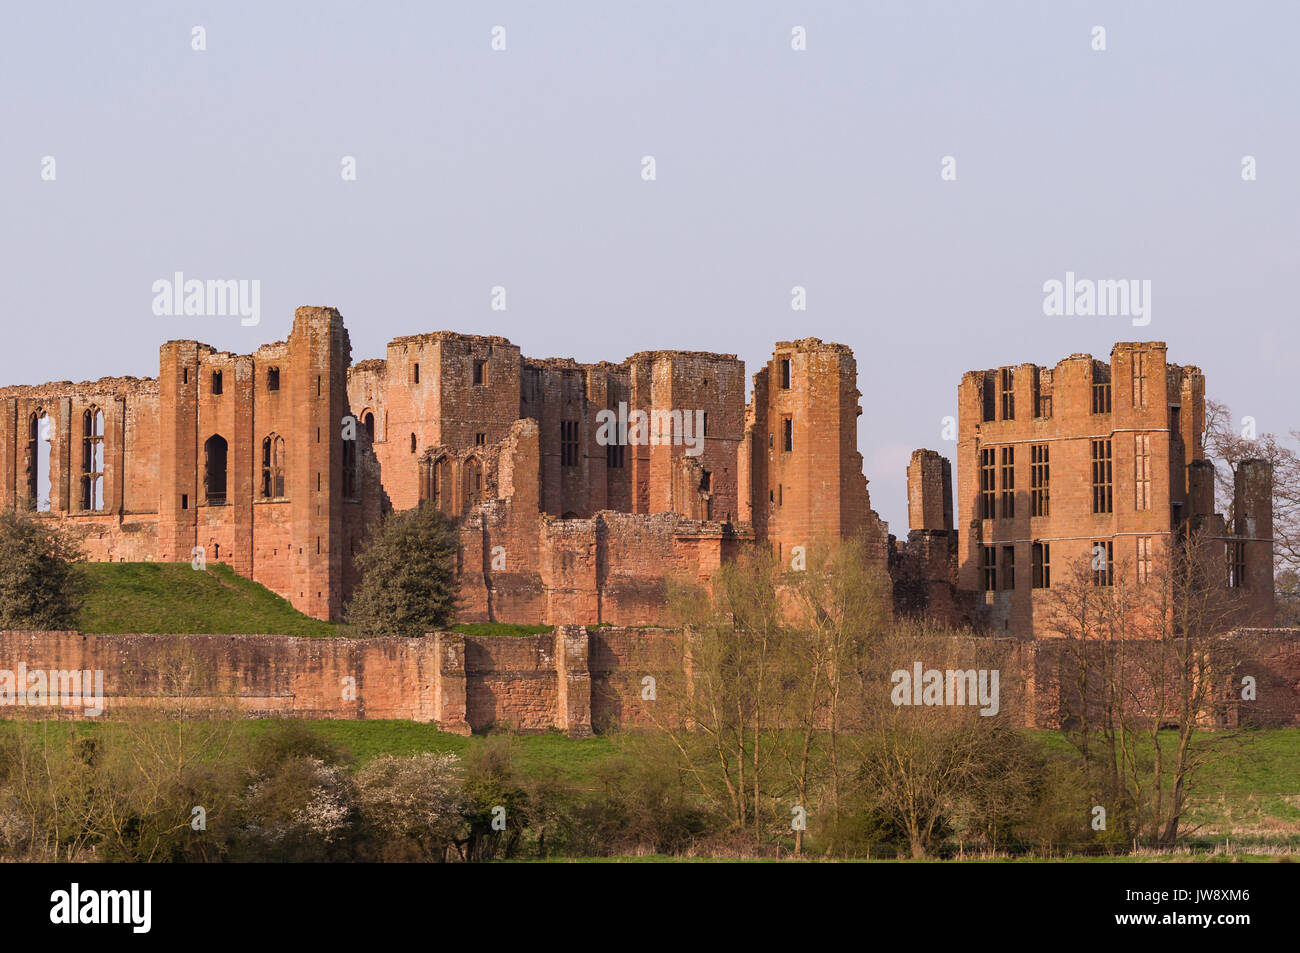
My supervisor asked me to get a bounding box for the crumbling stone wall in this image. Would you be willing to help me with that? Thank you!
[4,627,1294,732]
[907,342,1280,639]
[6,310,887,624]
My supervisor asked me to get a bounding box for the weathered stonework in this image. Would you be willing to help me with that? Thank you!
[2,627,1296,732]
[894,343,1275,637]
[2,309,888,623]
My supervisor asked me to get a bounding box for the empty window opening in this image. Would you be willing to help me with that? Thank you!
[782,417,793,452]
[1001,545,1016,590]
[464,457,483,512]
[1031,366,1048,419]
[982,546,996,592]
[203,434,228,505]
[267,367,280,391]
[81,408,105,511]
[980,447,996,520]
[29,412,52,512]
[473,359,487,386]
[606,442,624,469]
[1032,542,1050,589]
[363,412,375,442]
[181,493,188,510]
[779,358,791,389]
[1227,540,1246,588]
[1000,446,1015,519]
[261,434,286,498]
[1030,444,1049,517]
[412,363,420,384]
[1092,540,1114,587]
[210,370,223,395]
[475,433,486,446]
[182,367,189,384]
[410,433,417,453]
[1092,377,1112,415]
[431,456,449,509]
[561,420,579,467]
[1091,439,1113,514]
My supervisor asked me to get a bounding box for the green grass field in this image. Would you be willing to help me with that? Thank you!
[78,562,549,638]
[80,562,341,636]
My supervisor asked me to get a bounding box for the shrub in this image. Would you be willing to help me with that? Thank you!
[345,503,459,637]
[0,510,87,629]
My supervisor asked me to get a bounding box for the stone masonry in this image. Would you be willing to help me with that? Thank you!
[0,308,888,623]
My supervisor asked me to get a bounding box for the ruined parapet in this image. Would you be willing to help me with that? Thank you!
[1188,458,1216,518]
[1235,459,1276,624]
[907,449,953,533]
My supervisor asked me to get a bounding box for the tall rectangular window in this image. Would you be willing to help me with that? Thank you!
[1000,367,1015,420]
[1000,446,1015,519]
[779,358,791,389]
[782,417,793,452]
[1228,541,1246,588]
[1092,540,1114,587]
[982,373,996,422]
[606,441,624,469]
[980,448,996,519]
[1137,536,1153,584]
[561,421,579,467]
[1135,433,1152,511]
[1001,545,1015,590]
[1032,542,1050,589]
[1092,379,1112,414]
[982,546,996,592]
[1132,351,1147,408]
[81,409,105,511]
[210,370,223,395]
[1092,439,1113,514]
[473,359,487,386]
[1030,444,1050,517]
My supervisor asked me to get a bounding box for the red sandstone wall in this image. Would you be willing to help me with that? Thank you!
[0,628,1296,732]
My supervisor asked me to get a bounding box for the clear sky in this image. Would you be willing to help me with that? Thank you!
[3,1,1297,533]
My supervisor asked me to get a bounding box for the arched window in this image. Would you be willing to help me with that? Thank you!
[204,435,229,505]
[28,411,52,512]
[363,412,375,442]
[463,456,483,513]
[81,408,105,511]
[261,434,285,498]
[431,455,449,511]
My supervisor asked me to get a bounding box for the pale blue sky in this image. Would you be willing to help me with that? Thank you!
[3,1,1297,532]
